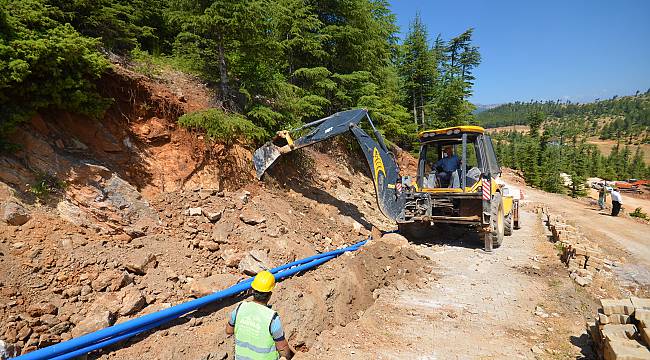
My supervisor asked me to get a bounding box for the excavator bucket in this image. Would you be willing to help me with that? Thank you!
[253,109,367,179]
[253,109,404,221]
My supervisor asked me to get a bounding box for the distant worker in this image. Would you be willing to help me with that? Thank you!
[434,146,461,187]
[598,185,608,210]
[226,271,294,360]
[610,187,623,216]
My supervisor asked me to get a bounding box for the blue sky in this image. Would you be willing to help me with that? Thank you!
[388,0,650,105]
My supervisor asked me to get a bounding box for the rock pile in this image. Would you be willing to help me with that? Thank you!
[587,297,650,359]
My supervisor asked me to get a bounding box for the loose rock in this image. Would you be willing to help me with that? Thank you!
[71,311,113,337]
[119,288,147,316]
[188,207,203,216]
[239,210,266,225]
[203,209,223,222]
[221,249,242,268]
[2,201,30,226]
[27,302,57,317]
[212,225,230,244]
[199,241,220,252]
[189,274,242,298]
[238,250,271,275]
[124,253,157,275]
[0,340,17,359]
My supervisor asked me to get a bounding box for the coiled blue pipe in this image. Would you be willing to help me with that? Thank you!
[14,239,368,360]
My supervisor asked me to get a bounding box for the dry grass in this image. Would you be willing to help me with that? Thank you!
[484,125,529,134]
[586,138,650,164]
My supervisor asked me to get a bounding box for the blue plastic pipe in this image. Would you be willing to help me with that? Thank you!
[49,253,346,360]
[14,239,368,360]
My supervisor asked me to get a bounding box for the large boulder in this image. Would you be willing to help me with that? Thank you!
[2,201,30,226]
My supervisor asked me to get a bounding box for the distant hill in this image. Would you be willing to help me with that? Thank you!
[472,103,502,114]
[475,91,650,142]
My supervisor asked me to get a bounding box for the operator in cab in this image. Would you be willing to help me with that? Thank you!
[435,146,461,187]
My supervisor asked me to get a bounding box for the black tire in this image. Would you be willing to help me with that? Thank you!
[490,193,504,248]
[513,200,521,230]
[504,212,513,236]
[398,222,430,242]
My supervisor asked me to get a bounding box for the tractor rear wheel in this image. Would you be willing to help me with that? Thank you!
[490,193,505,248]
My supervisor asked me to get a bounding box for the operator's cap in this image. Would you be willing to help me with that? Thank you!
[251,270,275,293]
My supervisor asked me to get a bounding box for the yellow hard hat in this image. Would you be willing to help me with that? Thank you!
[251,270,275,293]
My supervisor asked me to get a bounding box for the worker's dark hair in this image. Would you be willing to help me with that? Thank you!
[253,289,272,302]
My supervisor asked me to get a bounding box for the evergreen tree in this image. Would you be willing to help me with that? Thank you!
[630,146,645,179]
[398,13,436,126]
[523,141,541,187]
[527,111,545,138]
[0,0,110,148]
[539,147,564,193]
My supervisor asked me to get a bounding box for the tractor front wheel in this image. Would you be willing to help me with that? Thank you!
[504,212,513,236]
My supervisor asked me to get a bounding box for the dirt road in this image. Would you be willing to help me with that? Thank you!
[293,173,649,360]
[297,210,596,359]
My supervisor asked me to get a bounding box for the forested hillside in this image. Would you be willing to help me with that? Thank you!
[492,108,650,194]
[477,90,650,189]
[1,0,482,151]
[476,92,650,143]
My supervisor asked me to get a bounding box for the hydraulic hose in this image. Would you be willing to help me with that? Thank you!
[14,239,368,360]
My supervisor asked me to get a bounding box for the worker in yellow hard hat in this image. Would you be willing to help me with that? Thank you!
[226,270,294,359]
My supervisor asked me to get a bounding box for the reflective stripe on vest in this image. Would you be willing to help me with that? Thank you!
[234,302,279,360]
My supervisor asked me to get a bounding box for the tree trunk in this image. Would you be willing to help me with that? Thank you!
[413,95,418,125]
[217,37,232,109]
[419,89,425,125]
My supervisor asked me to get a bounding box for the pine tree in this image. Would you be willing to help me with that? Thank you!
[398,13,436,127]
[620,145,631,179]
[539,147,564,193]
[523,141,541,187]
[527,111,545,138]
[630,146,645,179]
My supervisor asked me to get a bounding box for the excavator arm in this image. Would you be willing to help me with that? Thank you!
[253,109,404,221]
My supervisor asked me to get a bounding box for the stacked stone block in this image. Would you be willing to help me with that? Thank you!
[535,205,619,287]
[587,298,650,359]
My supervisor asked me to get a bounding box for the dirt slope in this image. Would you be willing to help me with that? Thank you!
[0,63,425,358]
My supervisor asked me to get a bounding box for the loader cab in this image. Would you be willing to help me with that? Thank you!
[415,126,500,192]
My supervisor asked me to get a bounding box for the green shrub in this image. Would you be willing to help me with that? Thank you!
[629,207,648,220]
[1,0,110,149]
[28,172,66,201]
[178,108,265,145]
